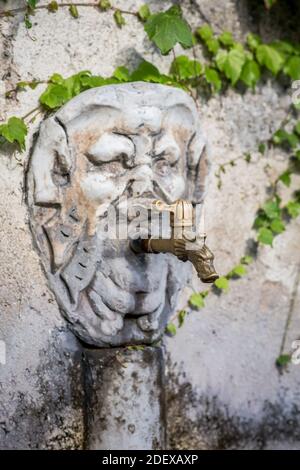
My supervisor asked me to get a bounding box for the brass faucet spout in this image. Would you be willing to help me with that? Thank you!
[135,199,219,284]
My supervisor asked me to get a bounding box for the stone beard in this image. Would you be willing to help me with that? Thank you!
[26,82,209,347]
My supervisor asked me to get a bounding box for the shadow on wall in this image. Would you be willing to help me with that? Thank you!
[166,357,300,450]
[236,0,300,41]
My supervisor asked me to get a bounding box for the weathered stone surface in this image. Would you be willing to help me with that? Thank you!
[0,0,300,450]
[83,346,165,450]
[26,82,205,347]
[0,325,85,450]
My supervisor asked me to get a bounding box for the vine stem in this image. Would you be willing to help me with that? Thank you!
[215,153,254,189]
[0,105,44,124]
[5,80,48,98]
[22,105,44,121]
[171,48,180,81]
[168,284,213,326]
[0,3,138,18]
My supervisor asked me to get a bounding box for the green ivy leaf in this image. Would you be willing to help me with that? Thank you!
[258,227,274,246]
[214,276,229,291]
[276,354,291,367]
[189,292,205,309]
[178,310,187,327]
[0,117,28,151]
[215,49,227,72]
[98,0,111,11]
[60,73,85,95]
[69,4,79,19]
[206,38,220,55]
[262,199,281,219]
[113,66,130,81]
[273,129,299,148]
[283,56,300,80]
[245,50,254,61]
[27,0,38,10]
[215,47,246,85]
[204,67,222,92]
[271,40,296,55]
[223,47,246,85]
[294,122,300,136]
[16,81,28,91]
[230,264,247,277]
[166,322,177,336]
[191,33,198,46]
[270,218,285,234]
[247,33,261,51]
[144,5,193,55]
[40,83,70,109]
[279,170,291,187]
[40,71,100,109]
[241,255,253,265]
[130,60,177,86]
[47,1,58,13]
[253,214,268,229]
[80,75,107,88]
[30,81,39,89]
[286,132,299,148]
[258,143,266,154]
[16,80,39,91]
[50,73,64,84]
[197,24,219,55]
[24,14,32,29]
[131,60,162,82]
[170,55,202,80]
[138,4,151,22]
[240,60,261,88]
[197,24,213,42]
[114,9,126,28]
[286,201,300,218]
[256,44,285,75]
[219,31,234,47]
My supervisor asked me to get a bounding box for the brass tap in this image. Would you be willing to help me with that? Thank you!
[132,199,219,283]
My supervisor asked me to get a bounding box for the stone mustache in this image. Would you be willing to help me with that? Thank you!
[26,82,210,347]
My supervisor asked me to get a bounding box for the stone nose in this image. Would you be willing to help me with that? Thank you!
[130,164,154,197]
[132,152,152,166]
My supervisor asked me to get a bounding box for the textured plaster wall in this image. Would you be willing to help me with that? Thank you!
[0,0,300,449]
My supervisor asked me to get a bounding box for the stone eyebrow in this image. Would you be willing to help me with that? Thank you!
[153,134,181,164]
[86,133,135,163]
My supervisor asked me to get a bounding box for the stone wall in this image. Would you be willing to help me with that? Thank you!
[0,0,300,449]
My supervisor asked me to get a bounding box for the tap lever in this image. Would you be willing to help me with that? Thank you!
[138,199,219,284]
[153,199,194,228]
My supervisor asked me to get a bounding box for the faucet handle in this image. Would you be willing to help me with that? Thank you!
[152,199,194,228]
[151,200,175,212]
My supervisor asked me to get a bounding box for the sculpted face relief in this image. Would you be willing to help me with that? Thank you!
[27,82,209,346]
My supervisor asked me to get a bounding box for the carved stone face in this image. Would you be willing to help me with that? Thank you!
[27,82,208,346]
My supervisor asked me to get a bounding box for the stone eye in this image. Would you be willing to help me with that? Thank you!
[86,133,135,165]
